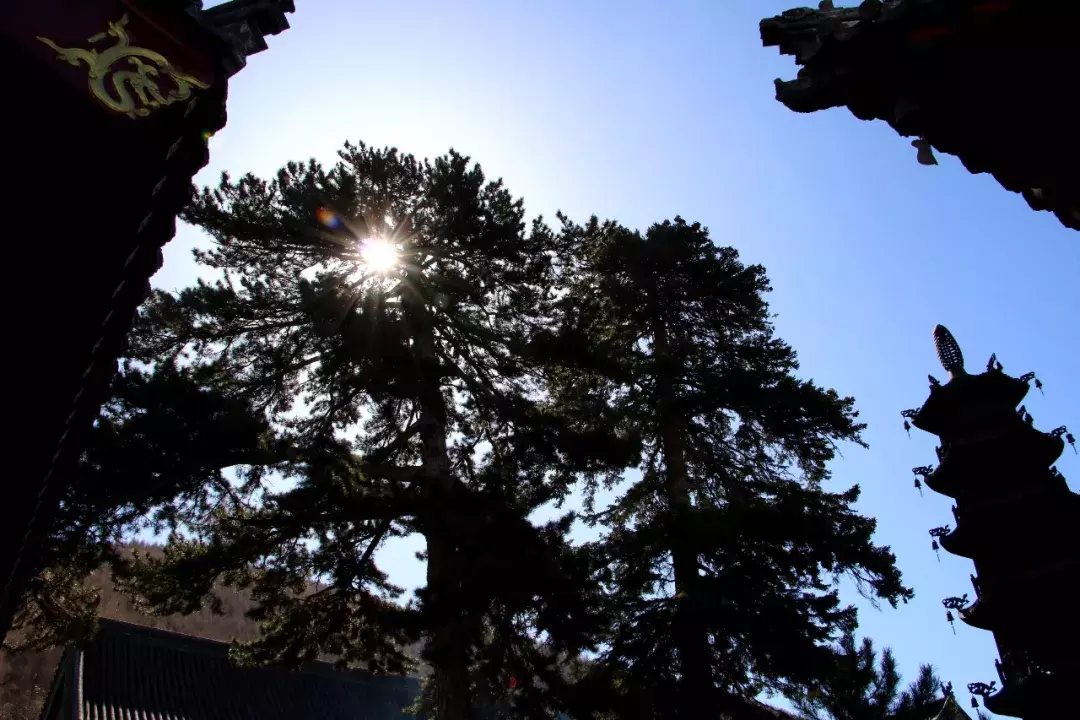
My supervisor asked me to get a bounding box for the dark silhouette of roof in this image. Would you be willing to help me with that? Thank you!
[1,0,293,643]
[761,0,1080,231]
[40,619,420,720]
[202,0,296,75]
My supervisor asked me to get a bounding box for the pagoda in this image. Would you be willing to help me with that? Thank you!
[903,326,1078,718]
[760,1,1080,231]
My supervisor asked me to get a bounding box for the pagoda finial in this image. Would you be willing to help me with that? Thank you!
[933,325,966,379]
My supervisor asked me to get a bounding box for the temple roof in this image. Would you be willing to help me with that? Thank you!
[201,0,296,75]
[932,694,974,720]
[761,1,1080,231]
[41,619,420,720]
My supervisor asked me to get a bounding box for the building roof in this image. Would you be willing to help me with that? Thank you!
[202,0,296,75]
[932,694,974,720]
[745,698,802,720]
[1,0,294,642]
[41,619,420,720]
[761,0,1080,231]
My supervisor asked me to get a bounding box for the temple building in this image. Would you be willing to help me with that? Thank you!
[0,0,294,641]
[761,1,1079,231]
[903,326,1077,719]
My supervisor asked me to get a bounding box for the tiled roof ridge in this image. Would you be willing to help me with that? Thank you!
[93,617,425,681]
[762,0,1034,68]
[97,616,229,646]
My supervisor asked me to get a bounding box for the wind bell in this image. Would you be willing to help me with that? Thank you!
[967,681,997,710]
[912,466,933,497]
[1050,426,1077,455]
[1019,371,1044,396]
[901,408,919,437]
[942,595,968,636]
[929,526,950,562]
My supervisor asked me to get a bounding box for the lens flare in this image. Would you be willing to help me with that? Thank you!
[315,207,343,229]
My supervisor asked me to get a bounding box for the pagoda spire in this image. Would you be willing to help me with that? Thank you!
[933,325,966,379]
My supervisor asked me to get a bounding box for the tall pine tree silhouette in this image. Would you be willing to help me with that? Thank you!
[118,143,629,719]
[551,216,912,719]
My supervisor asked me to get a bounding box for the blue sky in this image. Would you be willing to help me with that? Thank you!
[156,0,1079,710]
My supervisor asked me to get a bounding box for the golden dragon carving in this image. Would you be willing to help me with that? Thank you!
[38,13,208,119]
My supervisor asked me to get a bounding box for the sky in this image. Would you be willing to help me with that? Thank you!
[153,0,1079,711]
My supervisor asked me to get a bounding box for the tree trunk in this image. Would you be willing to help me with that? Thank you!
[425,530,470,720]
[651,316,715,719]
[406,291,471,720]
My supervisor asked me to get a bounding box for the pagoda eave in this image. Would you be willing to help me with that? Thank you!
[984,671,1069,719]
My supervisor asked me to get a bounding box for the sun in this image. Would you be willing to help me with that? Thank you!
[359,238,398,272]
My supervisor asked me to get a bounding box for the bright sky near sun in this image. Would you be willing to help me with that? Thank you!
[154,1,1079,711]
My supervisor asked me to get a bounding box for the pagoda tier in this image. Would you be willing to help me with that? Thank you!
[923,424,1063,498]
[913,370,1029,440]
[941,477,1076,559]
[904,326,1078,719]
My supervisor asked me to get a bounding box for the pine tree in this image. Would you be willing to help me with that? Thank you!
[115,143,630,719]
[551,216,913,718]
[793,632,943,720]
[9,363,282,652]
